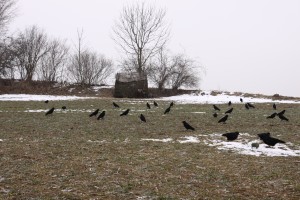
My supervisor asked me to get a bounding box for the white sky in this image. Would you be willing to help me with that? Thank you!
[9,0,300,97]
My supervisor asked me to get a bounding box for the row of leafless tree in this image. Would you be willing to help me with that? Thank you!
[1,0,204,90]
[0,25,114,85]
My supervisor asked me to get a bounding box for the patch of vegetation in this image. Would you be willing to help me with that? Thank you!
[0,99,300,199]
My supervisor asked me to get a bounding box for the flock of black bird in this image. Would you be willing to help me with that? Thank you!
[44,98,289,148]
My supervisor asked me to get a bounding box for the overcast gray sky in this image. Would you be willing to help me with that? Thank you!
[10,0,300,97]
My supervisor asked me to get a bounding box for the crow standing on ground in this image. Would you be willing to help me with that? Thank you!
[245,103,249,110]
[222,132,239,141]
[257,132,285,146]
[240,98,243,102]
[120,109,130,116]
[140,114,146,122]
[228,101,232,106]
[113,102,120,108]
[266,112,277,119]
[213,105,221,111]
[257,132,271,139]
[89,109,99,117]
[164,106,171,114]
[278,113,289,121]
[277,110,286,116]
[213,113,218,118]
[45,100,49,104]
[225,108,233,114]
[45,107,55,116]
[182,121,195,131]
[247,103,255,108]
[218,115,228,123]
[273,103,277,110]
[154,101,158,107]
[97,111,106,120]
[146,102,151,109]
[62,106,67,110]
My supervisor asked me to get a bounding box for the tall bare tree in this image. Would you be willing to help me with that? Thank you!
[68,31,113,85]
[38,38,69,82]
[112,2,170,74]
[0,0,16,37]
[13,25,49,81]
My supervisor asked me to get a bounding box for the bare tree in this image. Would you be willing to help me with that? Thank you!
[68,31,113,85]
[169,54,201,90]
[148,47,175,90]
[38,38,69,82]
[13,25,49,81]
[0,0,16,37]
[0,36,15,77]
[112,2,170,74]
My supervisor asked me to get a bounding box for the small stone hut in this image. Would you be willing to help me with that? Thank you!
[114,72,148,98]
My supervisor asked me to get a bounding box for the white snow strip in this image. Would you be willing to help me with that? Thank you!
[0,139,3,142]
[160,93,299,104]
[141,138,173,143]
[87,140,107,143]
[190,112,206,114]
[177,136,200,143]
[0,94,96,101]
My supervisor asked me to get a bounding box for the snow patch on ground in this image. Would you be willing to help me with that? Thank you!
[160,92,299,104]
[0,94,95,101]
[177,136,200,143]
[141,138,173,143]
[141,133,300,157]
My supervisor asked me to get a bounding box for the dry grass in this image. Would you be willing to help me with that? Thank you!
[1,99,300,199]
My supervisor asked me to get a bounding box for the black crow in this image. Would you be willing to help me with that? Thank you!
[164,106,171,114]
[97,111,106,120]
[170,102,174,107]
[247,103,255,108]
[182,121,195,131]
[140,114,146,122]
[62,106,67,110]
[154,101,158,107]
[277,110,286,116]
[228,101,232,106]
[225,108,233,114]
[218,115,228,123]
[213,105,220,111]
[45,100,49,104]
[266,112,277,119]
[213,113,218,118]
[257,132,271,139]
[245,103,249,110]
[45,107,55,116]
[89,109,99,117]
[113,102,120,108]
[278,113,289,121]
[222,132,239,141]
[120,109,130,116]
[240,98,243,102]
[257,133,285,146]
[146,102,151,109]
[273,103,277,110]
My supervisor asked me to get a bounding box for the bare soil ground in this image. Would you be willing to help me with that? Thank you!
[0,99,300,199]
